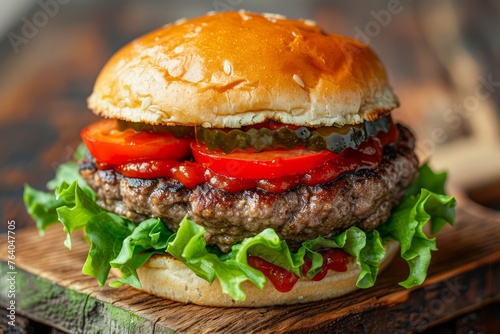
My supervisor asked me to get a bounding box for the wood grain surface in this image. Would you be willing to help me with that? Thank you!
[1,200,499,333]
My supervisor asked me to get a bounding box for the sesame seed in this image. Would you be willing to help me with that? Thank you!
[173,46,184,54]
[165,59,182,77]
[293,74,305,88]
[206,11,216,16]
[148,105,160,112]
[263,13,287,20]
[155,110,169,118]
[175,17,187,25]
[141,97,152,110]
[223,60,232,75]
[304,19,317,26]
[239,10,252,21]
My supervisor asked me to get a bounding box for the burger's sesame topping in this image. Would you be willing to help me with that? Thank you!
[141,97,152,110]
[293,74,305,88]
[173,46,184,54]
[223,60,232,75]
[206,11,216,16]
[148,105,160,112]
[238,10,252,21]
[155,109,170,118]
[185,26,202,39]
[165,59,182,77]
[263,13,287,20]
[304,19,317,26]
[174,17,187,25]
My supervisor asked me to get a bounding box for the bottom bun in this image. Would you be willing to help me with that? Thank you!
[114,241,399,307]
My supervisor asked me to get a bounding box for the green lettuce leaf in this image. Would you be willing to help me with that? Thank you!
[110,218,172,288]
[301,227,369,279]
[356,229,386,288]
[23,144,94,234]
[167,217,267,301]
[83,212,135,286]
[24,160,456,301]
[379,192,456,287]
[232,228,305,276]
[56,180,103,249]
[47,161,95,198]
[23,184,64,235]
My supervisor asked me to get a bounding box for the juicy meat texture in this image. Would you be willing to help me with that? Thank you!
[80,125,419,252]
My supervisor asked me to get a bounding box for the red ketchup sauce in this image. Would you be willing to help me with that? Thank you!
[247,249,349,292]
[94,124,399,193]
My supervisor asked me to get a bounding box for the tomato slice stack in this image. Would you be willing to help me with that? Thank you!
[190,143,339,179]
[80,119,399,192]
[81,119,192,164]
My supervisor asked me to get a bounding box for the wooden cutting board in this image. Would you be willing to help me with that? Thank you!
[1,196,499,333]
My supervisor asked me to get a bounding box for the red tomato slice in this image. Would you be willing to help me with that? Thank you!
[115,160,206,188]
[115,160,180,179]
[191,142,340,180]
[81,119,192,165]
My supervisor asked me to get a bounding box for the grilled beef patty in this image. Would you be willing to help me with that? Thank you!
[80,124,419,252]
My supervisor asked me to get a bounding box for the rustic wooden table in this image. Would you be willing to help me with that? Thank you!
[1,0,499,333]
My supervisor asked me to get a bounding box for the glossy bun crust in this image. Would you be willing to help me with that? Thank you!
[120,241,399,307]
[88,11,398,128]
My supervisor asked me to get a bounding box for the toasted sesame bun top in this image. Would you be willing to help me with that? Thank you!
[88,11,398,128]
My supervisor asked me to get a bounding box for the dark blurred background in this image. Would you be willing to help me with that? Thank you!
[1,0,499,234]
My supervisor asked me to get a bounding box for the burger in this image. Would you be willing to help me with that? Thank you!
[24,11,456,307]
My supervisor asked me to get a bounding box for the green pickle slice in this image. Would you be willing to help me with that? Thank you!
[117,120,194,138]
[196,117,392,154]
